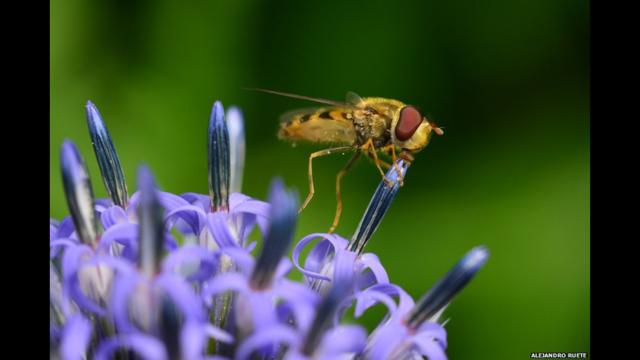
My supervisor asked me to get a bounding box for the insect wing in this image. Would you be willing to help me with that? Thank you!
[345,91,364,107]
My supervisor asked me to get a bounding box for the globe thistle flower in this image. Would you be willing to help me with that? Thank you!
[50,99,489,360]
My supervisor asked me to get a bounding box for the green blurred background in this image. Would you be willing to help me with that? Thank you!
[50,0,589,358]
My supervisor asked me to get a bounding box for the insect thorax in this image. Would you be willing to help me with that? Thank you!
[353,110,392,148]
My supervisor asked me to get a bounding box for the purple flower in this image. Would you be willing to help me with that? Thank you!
[356,247,489,360]
[50,99,489,360]
[292,161,408,294]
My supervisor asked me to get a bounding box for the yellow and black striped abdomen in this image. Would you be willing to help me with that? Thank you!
[278,107,356,145]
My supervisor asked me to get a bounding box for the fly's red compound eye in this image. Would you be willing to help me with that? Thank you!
[395,106,423,141]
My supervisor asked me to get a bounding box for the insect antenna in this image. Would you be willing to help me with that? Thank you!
[243,87,351,107]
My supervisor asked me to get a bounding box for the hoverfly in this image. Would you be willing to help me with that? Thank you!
[249,88,443,233]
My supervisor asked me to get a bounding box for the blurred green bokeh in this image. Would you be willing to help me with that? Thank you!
[51,0,589,358]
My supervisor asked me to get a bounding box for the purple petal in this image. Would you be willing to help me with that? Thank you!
[180,321,234,360]
[156,274,206,322]
[50,238,79,260]
[319,325,367,356]
[100,205,129,229]
[94,334,168,360]
[181,192,210,209]
[55,217,76,239]
[110,271,143,333]
[165,204,208,235]
[206,212,238,248]
[411,329,448,360]
[292,233,347,281]
[353,283,415,322]
[62,244,108,316]
[96,222,138,255]
[365,323,409,360]
[60,315,92,360]
[355,253,389,288]
[162,244,218,282]
[354,288,398,318]
[416,322,448,349]
[201,272,249,306]
[219,246,255,275]
[235,325,299,360]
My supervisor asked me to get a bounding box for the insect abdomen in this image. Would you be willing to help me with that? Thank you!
[278,108,356,145]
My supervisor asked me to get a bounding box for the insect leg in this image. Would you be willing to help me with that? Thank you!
[328,151,362,234]
[370,150,393,170]
[299,146,354,214]
[364,139,393,187]
[389,146,405,186]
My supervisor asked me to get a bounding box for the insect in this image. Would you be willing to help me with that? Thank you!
[249,88,443,233]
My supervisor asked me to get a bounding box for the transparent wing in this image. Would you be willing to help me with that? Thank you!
[345,91,364,106]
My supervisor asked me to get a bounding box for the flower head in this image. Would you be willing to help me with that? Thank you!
[50,99,488,360]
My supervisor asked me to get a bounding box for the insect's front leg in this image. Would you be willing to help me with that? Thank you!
[387,145,405,187]
[362,139,394,187]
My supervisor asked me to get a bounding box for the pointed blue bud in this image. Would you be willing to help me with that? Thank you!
[227,106,245,194]
[136,166,165,276]
[406,246,489,328]
[60,140,99,247]
[208,101,230,212]
[85,101,128,208]
[250,179,298,290]
[348,160,409,254]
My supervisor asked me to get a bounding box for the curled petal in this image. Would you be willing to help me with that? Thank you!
[355,253,389,288]
[292,233,348,281]
[181,321,234,360]
[165,205,208,235]
[235,325,299,360]
[100,205,128,229]
[318,325,367,356]
[96,222,138,255]
[355,283,415,321]
[127,190,191,217]
[354,288,398,319]
[162,244,218,282]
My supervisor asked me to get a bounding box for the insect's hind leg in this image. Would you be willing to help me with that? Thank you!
[300,146,354,214]
[328,151,362,234]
